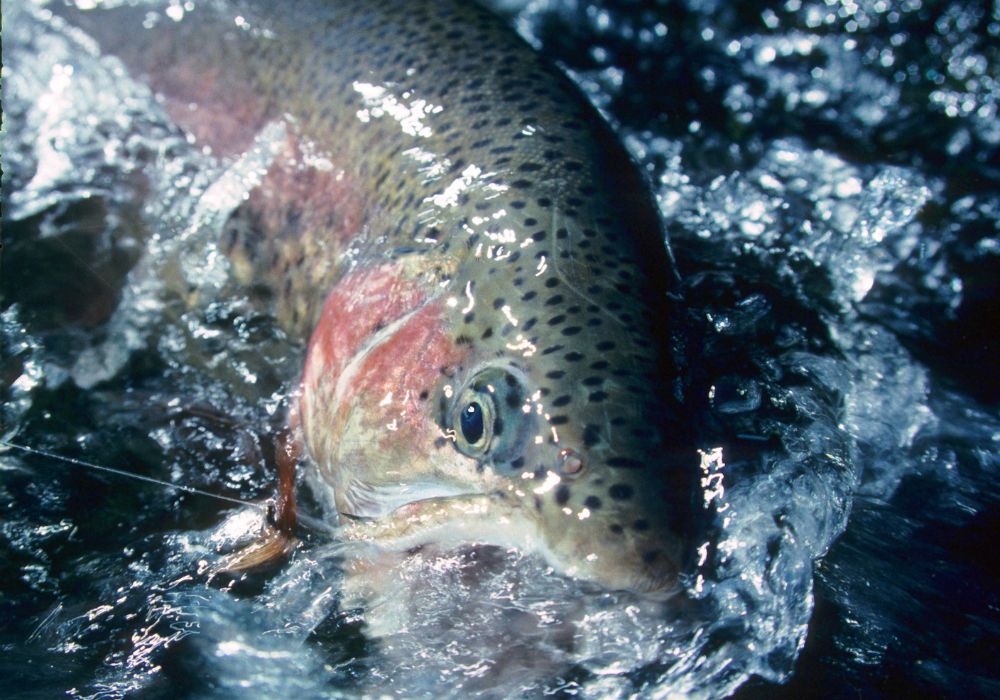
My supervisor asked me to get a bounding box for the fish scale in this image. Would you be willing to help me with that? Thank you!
[54,0,694,594]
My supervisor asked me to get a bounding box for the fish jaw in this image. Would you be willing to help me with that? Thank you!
[340,494,539,553]
[338,484,682,597]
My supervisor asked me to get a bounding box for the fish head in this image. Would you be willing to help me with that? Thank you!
[300,246,692,596]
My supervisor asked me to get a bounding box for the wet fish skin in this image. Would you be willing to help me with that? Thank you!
[52,0,694,594]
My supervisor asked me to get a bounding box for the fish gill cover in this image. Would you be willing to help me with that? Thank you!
[1,0,998,699]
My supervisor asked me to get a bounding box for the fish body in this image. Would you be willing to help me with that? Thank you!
[53,0,693,594]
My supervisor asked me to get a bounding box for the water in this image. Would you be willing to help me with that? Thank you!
[2,0,998,697]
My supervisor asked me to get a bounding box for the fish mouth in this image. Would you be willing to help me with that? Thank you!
[339,491,534,553]
[337,478,486,521]
[335,490,485,523]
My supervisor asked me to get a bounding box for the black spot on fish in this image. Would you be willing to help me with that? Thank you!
[565,351,583,362]
[609,524,624,535]
[633,519,650,531]
[549,415,568,425]
[604,457,645,469]
[546,370,565,379]
[583,495,602,510]
[552,395,571,407]
[481,327,494,339]
[642,550,660,564]
[609,484,634,500]
[588,391,608,403]
[582,424,601,447]
[554,484,570,505]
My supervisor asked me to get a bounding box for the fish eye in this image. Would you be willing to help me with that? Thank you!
[460,401,486,446]
[451,388,496,456]
[449,365,531,463]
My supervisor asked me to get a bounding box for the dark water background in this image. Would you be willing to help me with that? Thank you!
[2,0,999,697]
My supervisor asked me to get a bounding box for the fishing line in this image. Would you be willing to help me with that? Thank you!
[0,440,265,511]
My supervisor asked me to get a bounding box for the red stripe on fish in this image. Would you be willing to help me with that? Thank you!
[300,263,469,501]
[302,265,431,400]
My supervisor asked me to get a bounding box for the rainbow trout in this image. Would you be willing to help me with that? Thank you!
[53,0,693,595]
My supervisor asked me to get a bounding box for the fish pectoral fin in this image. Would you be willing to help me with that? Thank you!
[340,493,527,551]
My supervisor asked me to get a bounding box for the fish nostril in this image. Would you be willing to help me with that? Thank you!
[558,448,584,477]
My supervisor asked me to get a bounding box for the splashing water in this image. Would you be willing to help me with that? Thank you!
[3,1,998,698]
